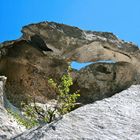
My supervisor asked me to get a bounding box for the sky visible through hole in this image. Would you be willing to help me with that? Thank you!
[0,0,140,70]
[71,60,116,70]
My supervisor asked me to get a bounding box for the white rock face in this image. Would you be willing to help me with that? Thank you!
[13,85,140,140]
[0,76,7,107]
[0,76,26,140]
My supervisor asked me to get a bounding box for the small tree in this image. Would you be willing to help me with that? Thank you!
[48,66,80,115]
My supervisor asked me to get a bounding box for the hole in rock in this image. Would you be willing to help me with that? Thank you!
[30,35,53,52]
[71,60,116,70]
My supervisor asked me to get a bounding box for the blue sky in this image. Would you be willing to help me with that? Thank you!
[1,0,140,46]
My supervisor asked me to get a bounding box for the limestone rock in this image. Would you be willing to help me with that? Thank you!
[75,62,136,104]
[0,41,68,106]
[0,107,26,140]
[0,76,25,140]
[13,85,140,140]
[0,76,7,107]
[0,21,140,106]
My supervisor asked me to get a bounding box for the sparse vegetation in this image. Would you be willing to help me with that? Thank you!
[7,109,39,129]
[8,66,80,128]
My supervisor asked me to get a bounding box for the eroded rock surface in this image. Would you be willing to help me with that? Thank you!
[75,62,136,104]
[13,85,140,140]
[0,42,68,106]
[0,21,140,106]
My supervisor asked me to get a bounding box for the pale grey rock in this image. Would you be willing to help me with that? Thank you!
[0,107,26,140]
[13,85,140,140]
[0,76,26,140]
[0,76,6,107]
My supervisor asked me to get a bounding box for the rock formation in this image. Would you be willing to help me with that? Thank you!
[12,85,140,140]
[0,21,140,106]
[0,21,140,139]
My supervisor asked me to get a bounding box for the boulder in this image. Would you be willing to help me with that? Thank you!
[12,85,140,140]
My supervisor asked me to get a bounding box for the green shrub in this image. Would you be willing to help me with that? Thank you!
[48,66,80,115]
[9,66,80,128]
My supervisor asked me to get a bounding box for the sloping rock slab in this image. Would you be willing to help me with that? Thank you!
[13,85,140,140]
